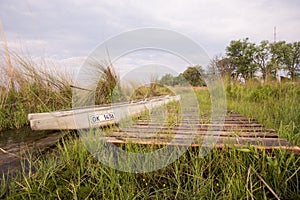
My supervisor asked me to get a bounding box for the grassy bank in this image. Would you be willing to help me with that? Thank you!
[1,86,300,199]
[226,80,300,145]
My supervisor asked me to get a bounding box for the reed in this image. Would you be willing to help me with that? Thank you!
[0,53,72,130]
[1,88,299,199]
[226,80,300,145]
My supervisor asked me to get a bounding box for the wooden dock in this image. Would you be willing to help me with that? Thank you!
[98,112,300,154]
[28,96,300,154]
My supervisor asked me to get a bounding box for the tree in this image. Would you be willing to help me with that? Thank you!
[270,41,287,79]
[253,40,273,81]
[159,74,175,86]
[210,56,237,80]
[173,73,187,86]
[159,71,202,87]
[226,38,257,81]
[182,66,206,86]
[285,42,300,80]
[270,41,300,80]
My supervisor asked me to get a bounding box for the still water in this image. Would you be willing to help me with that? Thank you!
[0,127,65,175]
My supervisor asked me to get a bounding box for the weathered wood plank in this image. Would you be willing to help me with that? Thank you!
[181,116,258,121]
[95,136,291,147]
[126,125,275,132]
[111,130,278,138]
[137,119,259,124]
[133,123,264,127]
[94,136,300,154]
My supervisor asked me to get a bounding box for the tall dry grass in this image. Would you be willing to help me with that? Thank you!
[93,61,124,105]
[0,53,72,130]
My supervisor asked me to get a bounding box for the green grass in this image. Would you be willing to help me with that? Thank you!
[1,135,299,199]
[1,85,300,199]
[1,51,299,199]
[226,80,300,145]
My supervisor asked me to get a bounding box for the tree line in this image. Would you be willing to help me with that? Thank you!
[159,39,300,86]
[214,38,300,81]
[159,66,206,87]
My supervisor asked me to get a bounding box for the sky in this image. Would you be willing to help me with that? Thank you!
[0,0,300,78]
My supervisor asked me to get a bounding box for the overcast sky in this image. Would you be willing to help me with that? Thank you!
[0,0,300,77]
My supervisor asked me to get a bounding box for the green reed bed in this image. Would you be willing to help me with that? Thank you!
[1,88,300,199]
[226,80,300,145]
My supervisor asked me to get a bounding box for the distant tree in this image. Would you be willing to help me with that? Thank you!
[270,41,300,80]
[210,56,237,80]
[226,38,257,81]
[159,74,175,86]
[269,41,287,78]
[159,73,187,86]
[285,42,300,80]
[173,73,187,85]
[182,66,206,86]
[253,40,273,81]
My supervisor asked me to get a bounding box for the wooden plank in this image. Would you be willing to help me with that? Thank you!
[137,119,259,124]
[111,130,278,138]
[126,125,274,132]
[174,117,258,121]
[95,136,292,147]
[89,110,298,154]
[136,119,259,124]
[133,123,264,127]
[94,136,300,154]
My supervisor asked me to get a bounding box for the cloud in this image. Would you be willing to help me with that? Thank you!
[0,0,299,69]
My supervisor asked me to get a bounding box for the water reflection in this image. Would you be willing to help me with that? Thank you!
[0,127,65,175]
